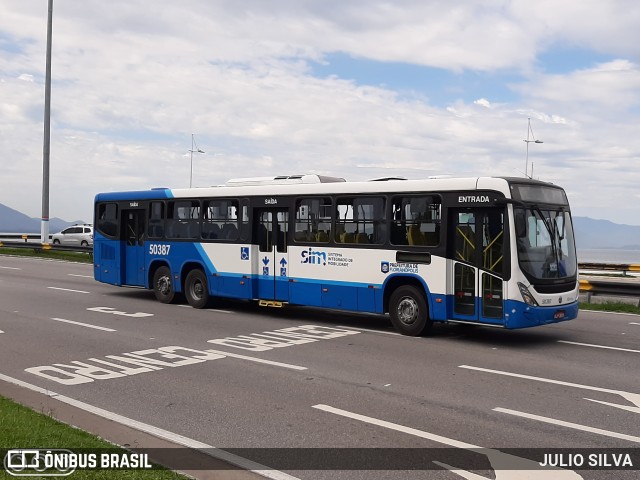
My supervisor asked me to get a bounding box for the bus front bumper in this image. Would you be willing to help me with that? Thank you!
[504,300,579,329]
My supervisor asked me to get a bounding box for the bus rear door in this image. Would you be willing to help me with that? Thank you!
[450,208,505,325]
[255,209,289,302]
[121,208,146,286]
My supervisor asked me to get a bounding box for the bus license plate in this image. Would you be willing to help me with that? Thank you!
[554,310,566,319]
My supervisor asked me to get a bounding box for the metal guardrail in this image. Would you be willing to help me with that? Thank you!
[578,263,640,305]
[0,239,93,254]
[0,233,43,242]
[579,278,640,296]
[579,262,640,276]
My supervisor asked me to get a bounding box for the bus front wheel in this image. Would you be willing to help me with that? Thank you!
[185,269,210,309]
[389,285,431,336]
[153,266,176,304]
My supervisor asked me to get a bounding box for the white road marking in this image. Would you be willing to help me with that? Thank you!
[24,345,307,385]
[87,307,153,318]
[50,317,116,332]
[176,304,234,313]
[207,325,359,352]
[47,286,90,294]
[67,273,93,278]
[494,407,640,443]
[558,340,640,353]
[631,322,640,326]
[432,461,488,480]
[313,404,581,479]
[178,305,235,313]
[460,365,640,415]
[587,311,640,317]
[337,326,401,336]
[205,349,307,370]
[0,372,300,480]
[0,330,4,334]
[0,266,21,270]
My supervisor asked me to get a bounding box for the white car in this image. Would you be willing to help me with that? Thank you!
[51,225,93,247]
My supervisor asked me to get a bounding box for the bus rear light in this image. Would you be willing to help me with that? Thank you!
[518,282,539,307]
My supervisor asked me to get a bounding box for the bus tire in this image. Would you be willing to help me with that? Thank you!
[389,285,431,336]
[153,266,176,304]
[185,269,210,309]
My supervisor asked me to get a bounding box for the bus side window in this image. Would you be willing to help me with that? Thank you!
[390,196,441,246]
[295,197,332,243]
[97,203,118,238]
[515,210,527,239]
[148,201,164,238]
[240,200,250,241]
[202,199,239,241]
[335,197,385,245]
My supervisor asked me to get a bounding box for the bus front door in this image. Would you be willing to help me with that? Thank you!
[121,209,146,286]
[450,209,505,325]
[255,209,289,302]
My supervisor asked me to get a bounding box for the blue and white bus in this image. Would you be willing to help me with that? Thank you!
[93,174,579,335]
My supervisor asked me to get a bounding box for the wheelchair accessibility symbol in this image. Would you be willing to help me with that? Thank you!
[240,247,249,260]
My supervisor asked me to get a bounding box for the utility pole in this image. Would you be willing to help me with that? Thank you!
[41,0,53,243]
[188,134,205,188]
[523,117,543,178]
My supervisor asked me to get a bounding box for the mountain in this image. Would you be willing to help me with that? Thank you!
[0,202,86,234]
[572,217,640,250]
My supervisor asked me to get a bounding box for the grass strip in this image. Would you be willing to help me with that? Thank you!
[0,395,186,479]
[0,247,92,263]
[579,302,640,315]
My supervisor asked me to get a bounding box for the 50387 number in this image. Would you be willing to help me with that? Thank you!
[149,244,171,255]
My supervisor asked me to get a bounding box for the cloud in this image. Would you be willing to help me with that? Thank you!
[1,0,640,226]
[515,60,640,116]
[474,98,493,109]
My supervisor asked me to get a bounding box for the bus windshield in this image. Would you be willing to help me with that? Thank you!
[515,207,577,280]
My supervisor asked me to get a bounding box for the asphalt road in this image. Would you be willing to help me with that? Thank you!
[1,255,639,480]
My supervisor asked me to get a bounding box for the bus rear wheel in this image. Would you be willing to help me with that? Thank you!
[389,285,431,336]
[185,269,210,309]
[153,266,176,304]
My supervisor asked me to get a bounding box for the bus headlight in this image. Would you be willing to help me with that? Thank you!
[518,282,539,307]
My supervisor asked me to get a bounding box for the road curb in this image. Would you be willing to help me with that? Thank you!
[0,379,262,480]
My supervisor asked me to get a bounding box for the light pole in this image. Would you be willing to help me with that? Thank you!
[41,0,53,243]
[523,117,543,178]
[188,133,205,188]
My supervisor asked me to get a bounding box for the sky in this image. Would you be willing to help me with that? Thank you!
[1,0,640,226]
